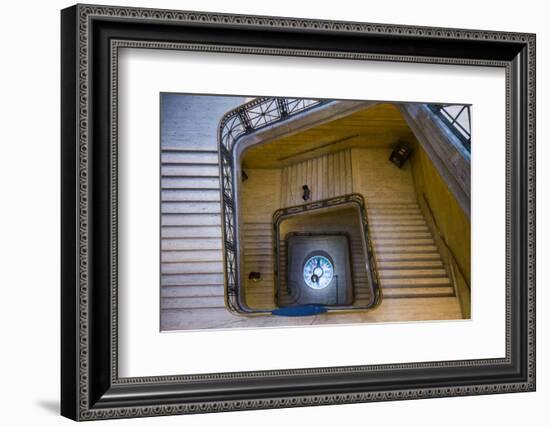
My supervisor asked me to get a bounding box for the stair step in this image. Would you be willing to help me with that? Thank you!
[161,151,219,164]
[161,189,220,202]
[244,250,274,256]
[162,250,223,263]
[354,286,373,293]
[244,270,275,278]
[161,285,224,298]
[368,211,420,218]
[380,277,452,287]
[373,238,435,246]
[367,209,424,220]
[244,266,275,274]
[383,287,454,298]
[162,262,224,274]
[245,288,275,295]
[161,296,226,309]
[243,237,273,244]
[351,274,369,280]
[367,210,424,219]
[375,245,438,253]
[379,268,448,278]
[245,301,276,309]
[162,238,222,251]
[353,297,373,303]
[161,177,220,189]
[377,260,444,269]
[247,256,275,263]
[243,222,272,227]
[370,219,427,226]
[246,293,275,300]
[162,165,219,177]
[370,225,429,232]
[368,203,420,209]
[245,255,275,262]
[375,252,442,261]
[162,214,221,226]
[161,226,222,239]
[162,202,221,214]
[371,231,432,239]
[161,273,225,286]
[243,270,275,276]
[242,243,273,249]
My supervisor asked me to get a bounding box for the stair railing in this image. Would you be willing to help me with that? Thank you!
[421,193,471,318]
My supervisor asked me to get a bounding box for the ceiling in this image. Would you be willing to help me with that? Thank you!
[241,102,417,169]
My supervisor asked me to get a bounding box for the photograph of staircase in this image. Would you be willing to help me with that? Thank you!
[160,94,471,331]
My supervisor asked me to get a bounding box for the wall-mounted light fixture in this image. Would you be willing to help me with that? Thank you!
[248,271,262,283]
[302,185,311,201]
[389,141,413,168]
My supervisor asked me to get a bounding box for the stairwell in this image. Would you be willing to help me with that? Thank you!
[274,207,374,308]
[160,95,465,330]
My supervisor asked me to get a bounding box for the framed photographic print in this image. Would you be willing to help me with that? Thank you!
[61,3,536,421]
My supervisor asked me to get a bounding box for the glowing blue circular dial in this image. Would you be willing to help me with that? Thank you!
[303,255,334,290]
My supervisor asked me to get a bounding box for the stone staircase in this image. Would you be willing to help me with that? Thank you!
[160,149,227,313]
[242,221,276,309]
[367,202,457,300]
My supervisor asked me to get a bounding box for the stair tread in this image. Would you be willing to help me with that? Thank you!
[377,260,444,269]
[161,296,226,309]
[161,285,225,298]
[379,269,448,278]
[369,211,422,216]
[371,232,432,239]
[376,252,442,261]
[242,233,273,238]
[380,277,452,286]
[370,221,427,227]
[375,245,439,253]
[368,212,423,217]
[374,238,435,246]
[383,287,455,298]
[370,225,429,232]
[368,204,420,209]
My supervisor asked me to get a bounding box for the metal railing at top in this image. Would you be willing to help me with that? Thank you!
[219,97,328,152]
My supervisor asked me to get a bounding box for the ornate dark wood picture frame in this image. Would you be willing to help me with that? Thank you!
[61,3,536,421]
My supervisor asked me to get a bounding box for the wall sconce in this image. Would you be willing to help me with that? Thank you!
[389,141,413,168]
[302,185,311,201]
[248,271,262,283]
